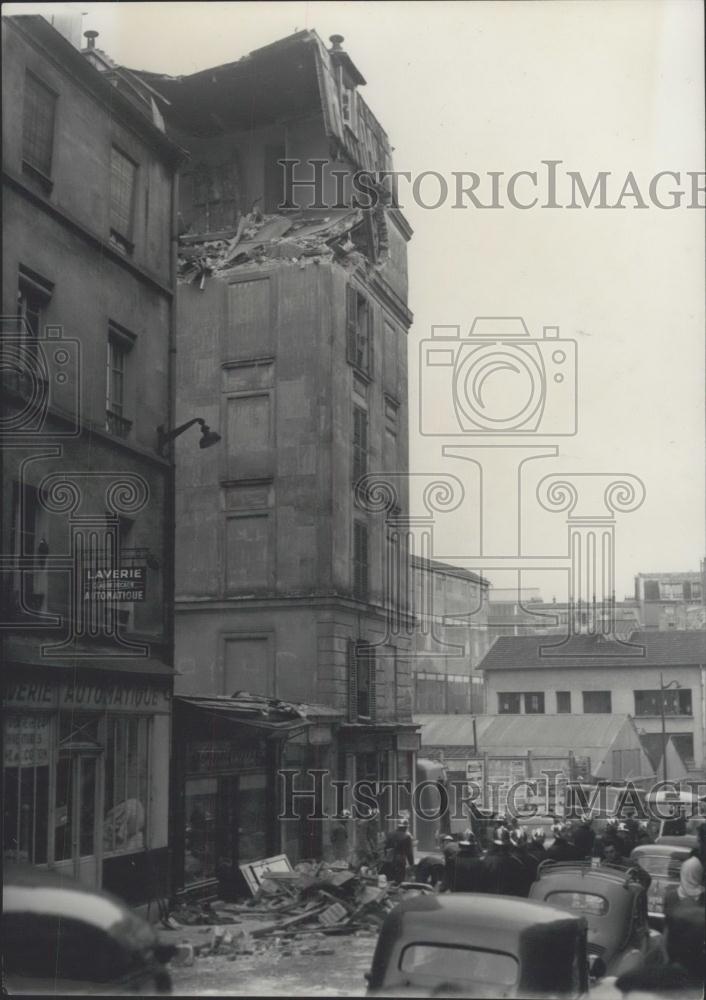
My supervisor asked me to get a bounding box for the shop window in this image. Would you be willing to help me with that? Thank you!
[352,405,368,484]
[498,692,521,714]
[110,146,137,254]
[103,716,149,855]
[582,690,612,714]
[346,285,373,375]
[634,689,692,717]
[22,72,56,182]
[556,691,571,713]
[523,692,545,714]
[3,714,51,864]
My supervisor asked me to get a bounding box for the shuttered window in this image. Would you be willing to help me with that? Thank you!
[346,285,373,375]
[348,641,376,721]
[23,73,56,176]
[352,406,368,483]
[353,521,368,599]
[110,147,137,247]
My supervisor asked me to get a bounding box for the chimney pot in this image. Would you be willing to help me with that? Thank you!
[329,34,344,51]
[84,29,99,49]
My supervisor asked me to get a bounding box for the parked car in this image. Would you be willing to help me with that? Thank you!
[365,893,589,997]
[630,840,696,925]
[2,864,175,995]
[529,860,663,979]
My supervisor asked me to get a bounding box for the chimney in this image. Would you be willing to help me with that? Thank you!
[329,34,344,52]
[84,30,99,50]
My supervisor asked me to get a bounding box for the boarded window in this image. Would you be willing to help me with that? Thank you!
[23,73,56,176]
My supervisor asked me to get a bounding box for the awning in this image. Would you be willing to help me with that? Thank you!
[175,695,312,741]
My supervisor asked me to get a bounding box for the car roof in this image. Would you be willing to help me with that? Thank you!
[390,892,583,936]
[2,865,156,949]
[532,862,641,897]
[632,841,694,857]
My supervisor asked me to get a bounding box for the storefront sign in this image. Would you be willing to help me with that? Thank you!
[186,741,267,774]
[83,566,147,602]
[4,679,170,714]
[4,714,50,767]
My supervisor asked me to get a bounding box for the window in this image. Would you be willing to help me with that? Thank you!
[353,521,369,599]
[192,159,240,232]
[103,716,150,855]
[352,405,368,483]
[341,83,357,132]
[643,580,660,600]
[105,325,134,438]
[11,267,53,394]
[346,285,373,375]
[634,689,692,717]
[523,692,545,714]
[349,642,375,720]
[582,690,612,713]
[399,944,518,990]
[110,147,137,252]
[557,691,572,713]
[10,481,47,613]
[498,692,521,714]
[22,72,56,179]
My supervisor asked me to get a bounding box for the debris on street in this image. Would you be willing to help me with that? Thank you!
[161,858,432,967]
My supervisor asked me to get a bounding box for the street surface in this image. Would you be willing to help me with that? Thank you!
[169,929,376,996]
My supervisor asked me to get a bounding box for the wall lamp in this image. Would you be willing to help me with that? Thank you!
[156,417,221,457]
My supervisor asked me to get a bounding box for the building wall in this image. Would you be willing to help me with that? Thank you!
[483,664,705,768]
[2,16,178,905]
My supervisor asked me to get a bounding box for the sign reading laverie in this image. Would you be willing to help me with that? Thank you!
[83,566,146,602]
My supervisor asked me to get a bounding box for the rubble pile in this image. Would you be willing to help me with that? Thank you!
[165,860,429,966]
[178,204,389,286]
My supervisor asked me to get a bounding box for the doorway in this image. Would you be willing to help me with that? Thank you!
[54,750,102,885]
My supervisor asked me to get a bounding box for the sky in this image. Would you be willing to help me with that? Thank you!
[10,0,705,602]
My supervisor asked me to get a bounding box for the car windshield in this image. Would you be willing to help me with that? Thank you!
[546,891,609,916]
[634,855,684,878]
[399,943,519,990]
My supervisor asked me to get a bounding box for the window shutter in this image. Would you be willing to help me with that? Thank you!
[368,648,377,722]
[348,639,358,722]
[346,285,357,364]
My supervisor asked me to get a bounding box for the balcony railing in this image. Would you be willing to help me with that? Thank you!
[105,409,133,439]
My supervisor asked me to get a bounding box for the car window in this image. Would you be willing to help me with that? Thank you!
[634,855,683,879]
[399,943,518,989]
[546,891,609,915]
[2,912,130,982]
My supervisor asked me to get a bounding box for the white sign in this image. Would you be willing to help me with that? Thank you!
[4,714,50,767]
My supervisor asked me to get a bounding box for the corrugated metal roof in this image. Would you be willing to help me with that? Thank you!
[479,630,706,671]
[415,713,628,751]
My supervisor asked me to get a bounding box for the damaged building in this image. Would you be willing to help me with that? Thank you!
[130,31,418,897]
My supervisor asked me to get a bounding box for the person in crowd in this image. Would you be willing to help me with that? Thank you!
[616,821,637,856]
[572,814,595,859]
[381,816,415,884]
[330,809,351,863]
[509,826,536,895]
[483,825,527,896]
[545,822,582,862]
[600,840,651,890]
[527,827,547,870]
[448,831,486,893]
[593,817,625,860]
[676,823,705,904]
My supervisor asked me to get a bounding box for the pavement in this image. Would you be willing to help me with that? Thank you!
[163,920,377,996]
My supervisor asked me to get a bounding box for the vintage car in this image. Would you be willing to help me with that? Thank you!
[365,893,590,997]
[630,840,696,925]
[529,861,663,979]
[2,864,175,995]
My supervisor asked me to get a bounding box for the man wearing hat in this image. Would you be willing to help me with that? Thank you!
[381,816,415,884]
[483,825,526,896]
[448,831,485,893]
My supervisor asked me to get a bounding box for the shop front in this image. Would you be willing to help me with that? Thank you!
[3,667,172,905]
[173,694,313,898]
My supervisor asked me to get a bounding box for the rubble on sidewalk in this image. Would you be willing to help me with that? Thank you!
[163,859,431,965]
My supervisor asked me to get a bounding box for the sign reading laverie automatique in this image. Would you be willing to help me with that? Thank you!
[83,565,146,602]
